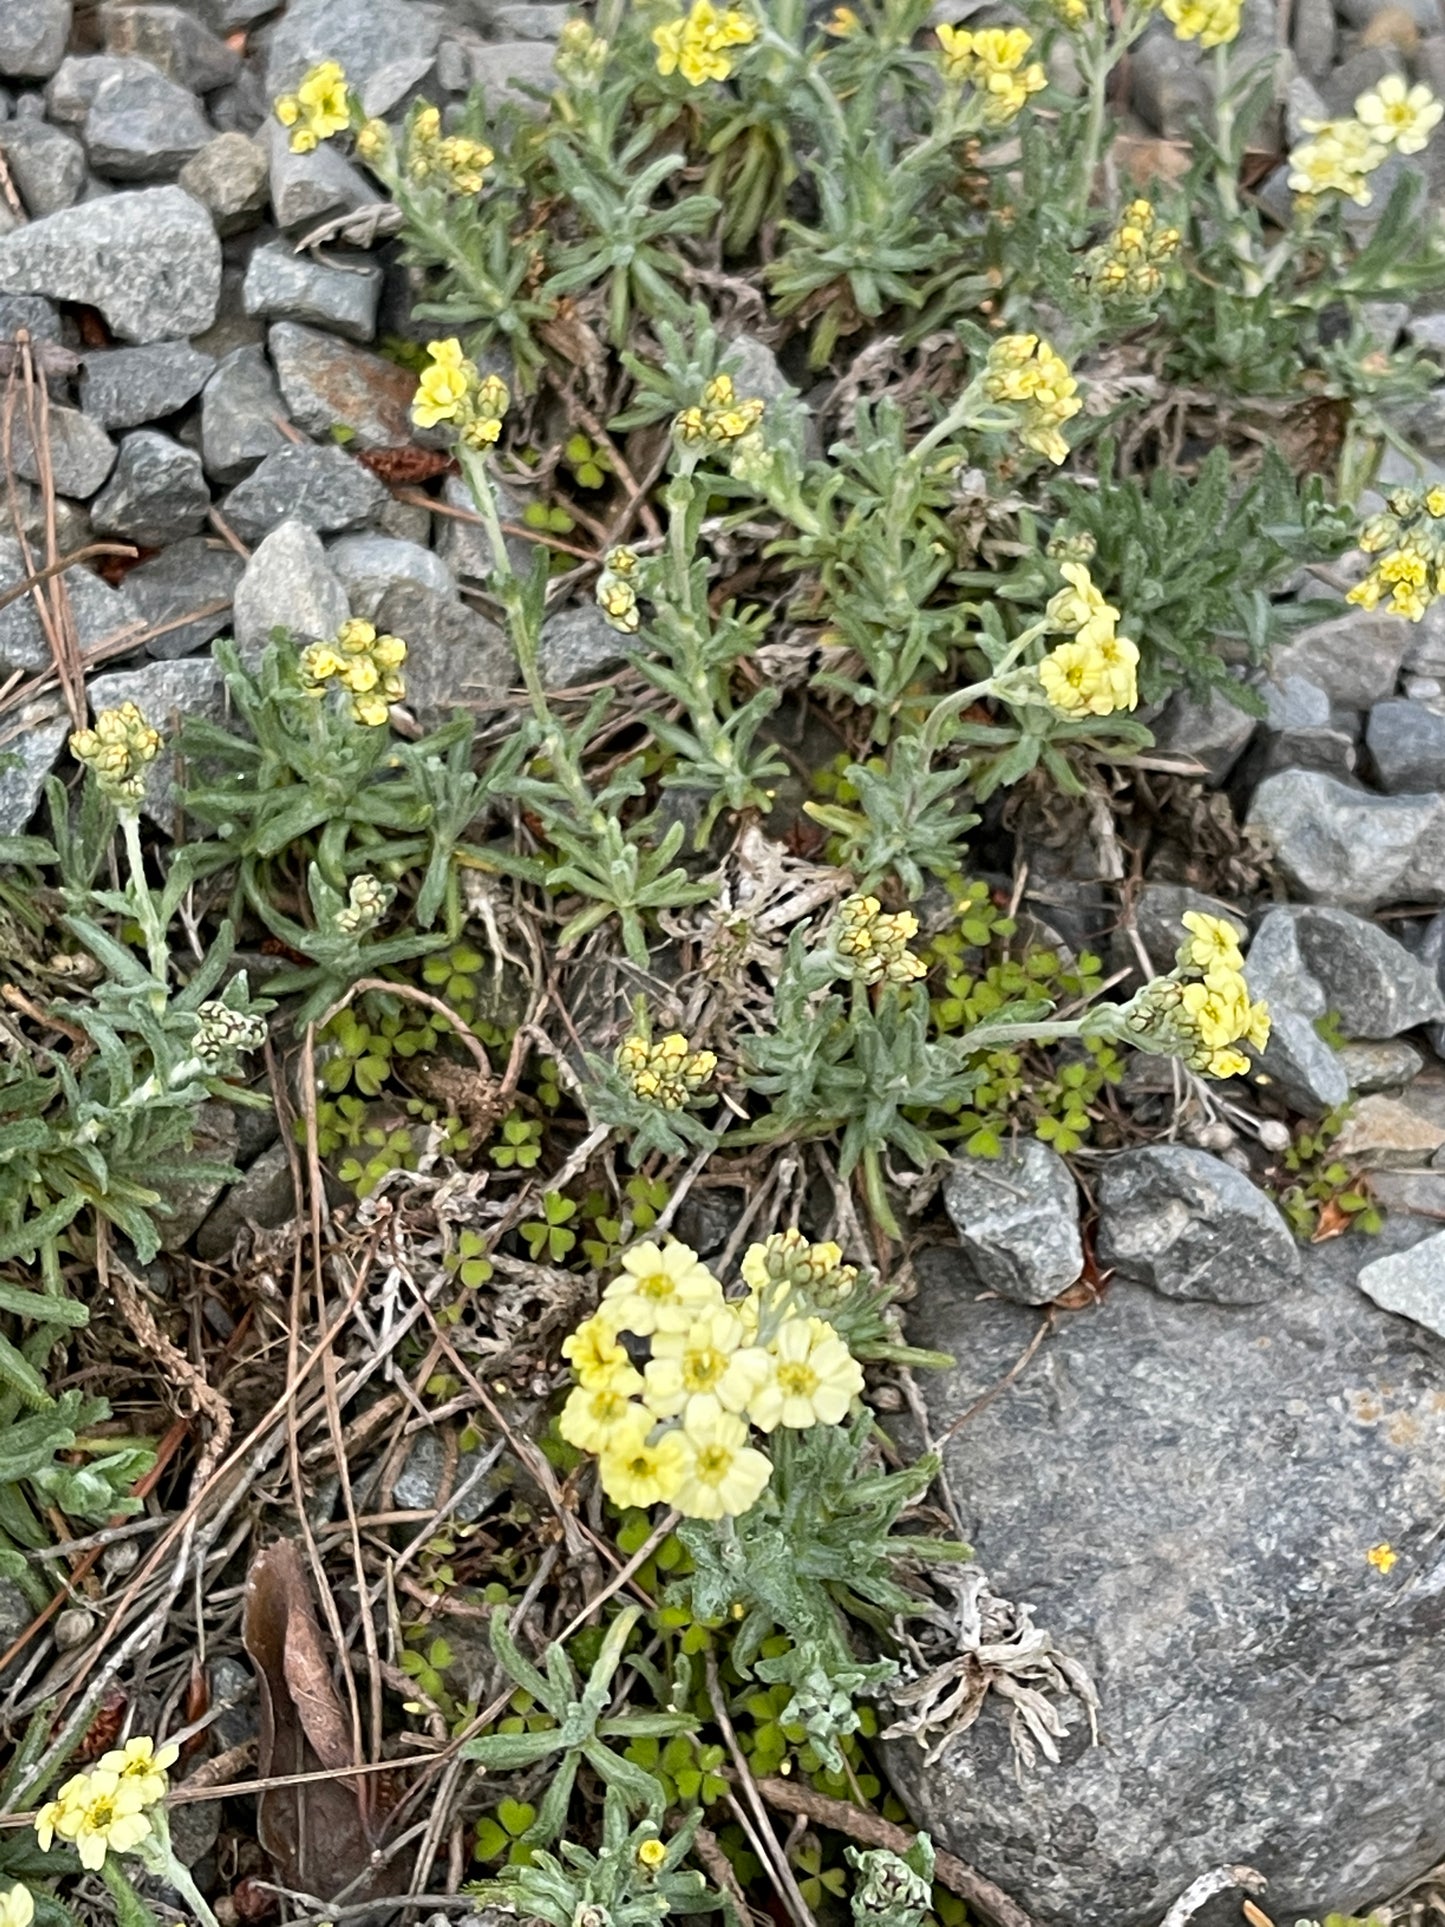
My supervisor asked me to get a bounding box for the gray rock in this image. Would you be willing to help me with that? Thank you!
[268,320,416,445]
[150,1099,236,1249]
[1367,698,1445,792]
[86,653,226,826]
[890,1220,1445,1927]
[1405,600,1445,678]
[0,185,221,341]
[0,705,69,832]
[0,292,62,344]
[0,0,71,79]
[1129,26,1213,136]
[1291,0,1336,78]
[265,0,444,101]
[1371,1168,1445,1215]
[358,54,438,118]
[178,131,268,234]
[393,1427,505,1522]
[537,602,631,688]
[1333,1082,1445,1168]
[222,444,385,543]
[0,120,86,215]
[485,2,571,36]
[1260,673,1330,733]
[1360,300,1410,351]
[1096,1145,1300,1303]
[1424,912,1445,1058]
[1338,1040,1426,1092]
[90,429,210,545]
[80,342,213,431]
[262,117,374,231]
[1246,771,1445,911]
[99,4,241,93]
[199,343,288,483]
[0,478,89,555]
[1241,721,1357,784]
[48,55,214,180]
[941,1141,1083,1306]
[373,580,513,726]
[327,533,454,618]
[1147,682,1255,784]
[0,536,137,672]
[1243,910,1353,1115]
[1355,1231,1445,1337]
[1268,610,1410,709]
[125,536,241,658]
[5,404,116,498]
[434,470,530,581]
[195,1142,298,1260]
[1256,905,1445,1039]
[1319,43,1406,116]
[232,518,348,659]
[242,244,382,343]
[1130,884,1247,975]
[466,39,558,111]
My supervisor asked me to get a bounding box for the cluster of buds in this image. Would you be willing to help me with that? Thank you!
[193,1000,269,1069]
[274,60,351,153]
[1077,199,1181,303]
[410,337,510,448]
[1161,0,1240,45]
[833,894,928,986]
[1121,913,1270,1080]
[70,702,161,807]
[617,1031,717,1111]
[35,1737,177,1873]
[652,0,756,86]
[740,1230,860,1315]
[935,25,1046,123]
[1348,485,1445,622]
[405,104,493,196]
[595,545,642,634]
[1037,561,1140,718]
[300,618,407,728]
[675,373,765,447]
[1289,80,1441,206]
[556,16,610,85]
[1046,0,1091,28]
[334,873,394,936]
[982,334,1082,467]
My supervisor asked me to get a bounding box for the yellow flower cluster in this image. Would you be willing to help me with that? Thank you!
[596,545,642,634]
[935,25,1046,123]
[1037,562,1140,717]
[617,1031,717,1109]
[834,894,927,986]
[1347,484,1445,622]
[1162,0,1240,45]
[70,701,161,805]
[407,105,494,196]
[300,618,407,727]
[411,338,510,448]
[1079,199,1181,302]
[1288,79,1439,206]
[983,334,1082,466]
[274,60,350,153]
[1048,0,1091,26]
[676,373,765,446]
[653,1,756,85]
[1124,913,1270,1080]
[1356,75,1443,153]
[35,1736,177,1873]
[559,1237,865,1518]
[1,1886,32,1927]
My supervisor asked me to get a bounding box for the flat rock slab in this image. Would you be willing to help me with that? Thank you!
[1357,1231,1445,1337]
[892,1223,1445,1927]
[1246,770,1445,910]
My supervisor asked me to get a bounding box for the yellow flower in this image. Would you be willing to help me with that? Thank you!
[1038,630,1139,716]
[1367,1541,1398,1574]
[643,1306,770,1419]
[559,1386,648,1455]
[412,337,475,427]
[70,702,162,804]
[749,1317,863,1432]
[616,1032,716,1109]
[96,1736,179,1810]
[598,573,641,633]
[1355,77,1443,155]
[274,60,350,153]
[823,5,859,31]
[984,335,1080,463]
[834,894,927,985]
[43,1769,152,1872]
[562,1311,645,1393]
[653,1,755,85]
[1288,118,1388,203]
[1180,967,1252,1050]
[597,1411,689,1509]
[602,1240,723,1337]
[1161,0,1240,45]
[1177,910,1244,976]
[637,1836,670,1871]
[1047,562,1117,639]
[0,1887,33,1927]
[672,1400,773,1519]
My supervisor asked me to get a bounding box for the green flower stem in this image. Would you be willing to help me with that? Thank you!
[1211,41,1269,295]
[1072,34,1113,226]
[132,1807,223,1927]
[101,1854,162,1927]
[919,620,1052,749]
[119,807,170,997]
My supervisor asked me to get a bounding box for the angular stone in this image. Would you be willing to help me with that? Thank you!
[1268,611,1410,709]
[262,118,375,232]
[1367,698,1445,793]
[242,245,382,344]
[47,55,213,180]
[0,120,86,215]
[99,5,241,93]
[232,518,348,660]
[178,131,268,235]
[1243,910,1352,1116]
[0,0,71,80]
[265,0,444,101]
[327,533,454,618]
[1246,771,1445,911]
[1291,0,1336,77]
[1096,1145,1300,1303]
[87,652,225,825]
[434,470,530,581]
[1333,1085,1445,1169]
[941,1141,1083,1306]
[1129,26,1213,136]
[125,535,241,658]
[372,580,512,726]
[5,403,116,497]
[1147,682,1255,784]
[199,343,288,484]
[0,186,221,341]
[889,1222,1445,1927]
[79,341,213,430]
[1240,721,1357,784]
[90,429,210,545]
[195,1142,297,1261]
[0,536,137,672]
[268,321,415,445]
[1356,1231,1445,1339]
[222,444,385,543]
[1338,1040,1425,1093]
[537,602,631,688]
[466,39,557,112]
[0,293,63,345]
[1262,905,1445,1039]
[0,704,69,832]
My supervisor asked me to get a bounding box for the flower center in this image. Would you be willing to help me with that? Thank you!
[696,1445,732,1483]
[682,1350,726,1391]
[777,1362,819,1398]
[638,1272,675,1301]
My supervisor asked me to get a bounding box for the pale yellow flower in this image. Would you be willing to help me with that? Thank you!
[643,1306,770,1419]
[1162,0,1240,45]
[597,1411,688,1509]
[637,1836,670,1870]
[0,1886,33,1927]
[38,1769,151,1872]
[1177,910,1244,976]
[1367,1541,1398,1574]
[559,1386,648,1455]
[748,1317,863,1432]
[672,1400,773,1519]
[562,1311,645,1394]
[602,1240,723,1337]
[1355,76,1443,155]
[1288,118,1387,203]
[653,1,755,84]
[97,1736,179,1809]
[274,61,350,153]
[412,337,474,427]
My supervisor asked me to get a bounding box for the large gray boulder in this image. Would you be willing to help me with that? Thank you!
[1246,771,1445,910]
[891,1220,1445,1927]
[1095,1145,1300,1303]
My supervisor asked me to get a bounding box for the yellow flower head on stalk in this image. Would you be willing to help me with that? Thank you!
[834,894,927,985]
[561,1310,644,1393]
[748,1316,863,1432]
[675,372,766,447]
[1348,487,1445,620]
[1161,0,1240,45]
[637,1836,670,1872]
[70,702,161,805]
[616,1031,717,1109]
[983,334,1081,465]
[1177,910,1245,976]
[412,337,475,427]
[407,103,495,193]
[36,1768,152,1872]
[643,1304,770,1419]
[1038,629,1140,717]
[1288,116,1388,203]
[602,1239,724,1336]
[1123,920,1270,1078]
[355,116,390,163]
[97,1736,180,1810]
[598,1411,689,1509]
[301,620,406,726]
[653,0,756,85]
[823,5,860,31]
[935,24,1046,121]
[0,1887,33,1927]
[1046,561,1118,643]
[740,1230,858,1313]
[274,60,350,152]
[559,1386,649,1455]
[1080,199,1181,301]
[1355,76,1443,154]
[672,1399,773,1519]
